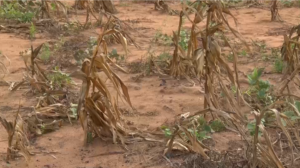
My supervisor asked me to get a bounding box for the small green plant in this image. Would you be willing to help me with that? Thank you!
[47,66,72,88]
[247,68,273,103]
[179,29,190,51]
[154,30,173,46]
[227,52,234,62]
[29,22,36,39]
[69,103,78,119]
[162,117,226,141]
[239,50,247,57]
[283,101,300,122]
[53,36,65,52]
[161,126,172,138]
[73,37,97,65]
[210,120,226,132]
[247,118,265,136]
[274,58,284,73]
[247,68,264,86]
[157,52,172,61]
[155,52,172,69]
[108,49,125,63]
[39,43,51,64]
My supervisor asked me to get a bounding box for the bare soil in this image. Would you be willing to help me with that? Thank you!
[1,1,300,168]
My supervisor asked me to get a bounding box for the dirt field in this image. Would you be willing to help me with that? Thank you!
[1,1,300,168]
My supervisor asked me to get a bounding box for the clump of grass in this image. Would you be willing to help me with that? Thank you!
[39,43,51,64]
[210,120,226,132]
[0,1,36,23]
[274,57,284,73]
[239,50,247,57]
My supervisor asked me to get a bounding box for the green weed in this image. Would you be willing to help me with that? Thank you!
[247,118,265,136]
[210,120,226,132]
[47,66,72,88]
[247,68,273,104]
[39,43,51,64]
[109,49,125,63]
[0,1,35,23]
[239,50,247,57]
[29,22,36,39]
[154,30,173,46]
[274,58,284,73]
[227,52,234,62]
[179,29,190,51]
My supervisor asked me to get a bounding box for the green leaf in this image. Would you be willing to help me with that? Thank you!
[295,101,300,113]
[258,80,270,90]
[203,125,211,133]
[51,2,56,10]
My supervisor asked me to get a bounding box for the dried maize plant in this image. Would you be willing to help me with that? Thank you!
[0,51,10,80]
[11,44,49,92]
[70,28,132,146]
[0,107,31,163]
[169,1,208,79]
[92,0,117,14]
[11,44,73,135]
[102,16,139,50]
[278,24,300,94]
[36,0,68,21]
[73,0,117,27]
[248,106,300,168]
[166,0,250,159]
[271,0,282,22]
[281,24,300,75]
[154,0,179,15]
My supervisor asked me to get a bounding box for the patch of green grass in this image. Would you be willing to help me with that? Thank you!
[0,1,35,23]
[157,52,172,62]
